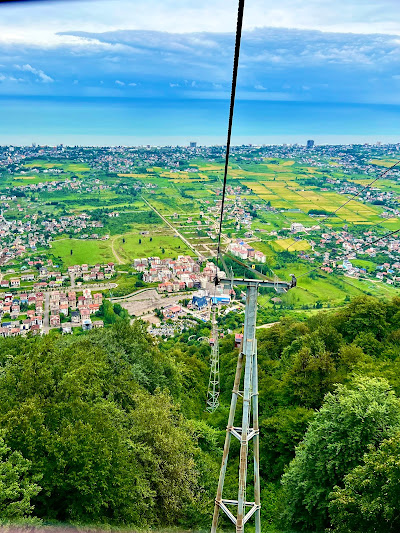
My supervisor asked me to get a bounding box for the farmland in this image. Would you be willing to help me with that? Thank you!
[1,144,400,311]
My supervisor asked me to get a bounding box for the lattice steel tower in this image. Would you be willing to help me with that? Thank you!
[206,305,220,413]
[211,277,294,533]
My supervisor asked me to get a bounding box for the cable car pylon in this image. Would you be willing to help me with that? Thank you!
[211,275,296,533]
[206,305,220,413]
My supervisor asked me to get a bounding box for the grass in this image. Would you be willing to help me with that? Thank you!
[113,232,193,262]
[23,160,91,172]
[51,238,115,267]
[5,153,400,313]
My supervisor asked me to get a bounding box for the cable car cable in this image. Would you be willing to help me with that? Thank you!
[214,0,245,285]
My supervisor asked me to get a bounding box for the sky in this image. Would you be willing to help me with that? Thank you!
[0,0,399,104]
[1,0,400,146]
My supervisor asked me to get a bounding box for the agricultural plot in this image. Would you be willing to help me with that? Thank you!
[273,238,311,251]
[23,160,91,172]
[1,146,399,317]
[370,158,400,167]
[245,176,384,225]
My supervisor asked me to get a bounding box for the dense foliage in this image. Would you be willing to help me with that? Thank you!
[1,295,400,530]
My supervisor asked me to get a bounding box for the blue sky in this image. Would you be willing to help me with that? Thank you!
[0,0,400,105]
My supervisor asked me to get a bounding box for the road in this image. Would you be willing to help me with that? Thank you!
[111,235,125,265]
[256,321,279,329]
[43,292,50,334]
[142,197,204,259]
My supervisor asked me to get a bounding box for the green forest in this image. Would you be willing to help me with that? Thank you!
[2,295,400,532]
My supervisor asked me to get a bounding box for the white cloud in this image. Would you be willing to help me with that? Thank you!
[15,63,54,82]
[115,80,125,86]
[0,0,400,48]
[254,84,267,90]
[128,82,137,86]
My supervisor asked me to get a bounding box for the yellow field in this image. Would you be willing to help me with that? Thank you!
[274,238,311,251]
[263,159,294,166]
[244,174,383,224]
[118,173,150,178]
[370,159,399,167]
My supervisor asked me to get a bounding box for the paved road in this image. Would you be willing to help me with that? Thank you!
[43,292,50,334]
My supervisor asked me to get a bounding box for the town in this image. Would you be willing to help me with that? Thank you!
[0,142,399,336]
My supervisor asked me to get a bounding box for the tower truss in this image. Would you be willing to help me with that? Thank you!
[211,277,294,533]
[206,305,220,413]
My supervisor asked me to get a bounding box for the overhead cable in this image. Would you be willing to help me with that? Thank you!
[215,0,245,285]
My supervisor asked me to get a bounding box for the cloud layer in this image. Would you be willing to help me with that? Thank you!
[0,26,400,104]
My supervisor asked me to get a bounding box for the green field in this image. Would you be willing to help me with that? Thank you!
[4,150,400,311]
[23,160,91,172]
[113,232,193,262]
[51,239,115,267]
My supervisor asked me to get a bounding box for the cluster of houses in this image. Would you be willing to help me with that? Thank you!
[0,287,105,338]
[49,288,104,330]
[134,255,226,292]
[0,291,44,337]
[227,239,266,263]
[67,262,115,281]
[0,262,116,292]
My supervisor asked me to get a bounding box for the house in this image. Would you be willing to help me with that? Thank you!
[10,327,21,337]
[89,303,100,314]
[235,333,243,348]
[50,315,60,327]
[82,289,91,299]
[93,293,103,304]
[163,305,182,319]
[62,325,72,334]
[21,319,32,331]
[59,304,69,316]
[92,320,104,328]
[19,293,28,304]
[80,308,90,320]
[0,327,9,338]
[31,324,41,335]
[82,318,92,331]
[21,273,35,282]
[71,310,80,324]
[192,295,208,309]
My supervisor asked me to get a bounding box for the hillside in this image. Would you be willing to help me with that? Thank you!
[0,296,400,531]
